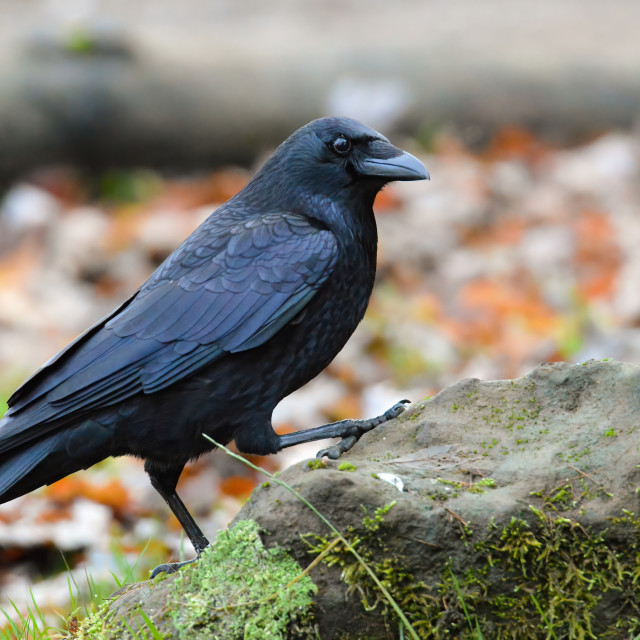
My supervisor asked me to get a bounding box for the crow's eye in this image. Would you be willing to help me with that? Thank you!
[331,136,351,156]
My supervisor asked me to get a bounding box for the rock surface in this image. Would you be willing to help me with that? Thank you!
[234,358,640,638]
[84,359,640,638]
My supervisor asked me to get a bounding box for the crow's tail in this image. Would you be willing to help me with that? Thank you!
[0,412,116,504]
[0,436,61,504]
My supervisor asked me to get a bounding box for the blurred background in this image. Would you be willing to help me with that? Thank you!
[0,0,639,635]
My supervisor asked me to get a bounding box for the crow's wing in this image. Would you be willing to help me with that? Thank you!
[1,212,337,448]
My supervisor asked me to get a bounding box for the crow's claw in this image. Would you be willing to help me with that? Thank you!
[315,399,411,459]
[316,435,358,459]
[387,399,410,419]
[150,555,199,579]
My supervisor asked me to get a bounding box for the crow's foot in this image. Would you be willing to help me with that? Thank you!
[150,555,200,579]
[316,399,410,459]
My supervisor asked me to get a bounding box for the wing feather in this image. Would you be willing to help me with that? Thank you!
[0,211,338,450]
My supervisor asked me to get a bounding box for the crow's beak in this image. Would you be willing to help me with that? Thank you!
[358,143,430,182]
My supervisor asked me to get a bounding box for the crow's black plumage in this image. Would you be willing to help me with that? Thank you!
[0,117,428,574]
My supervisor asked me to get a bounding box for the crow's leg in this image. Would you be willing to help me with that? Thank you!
[277,399,409,459]
[145,461,210,578]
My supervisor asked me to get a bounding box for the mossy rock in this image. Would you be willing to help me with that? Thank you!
[74,520,317,639]
[236,359,640,639]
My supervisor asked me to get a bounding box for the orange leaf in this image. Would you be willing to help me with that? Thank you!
[326,362,359,387]
[458,276,558,341]
[274,421,298,436]
[35,505,72,523]
[44,476,85,503]
[483,126,552,164]
[410,293,442,324]
[573,210,620,300]
[203,170,250,204]
[220,475,257,498]
[460,217,527,248]
[374,187,402,213]
[0,241,40,289]
[44,476,132,515]
[325,394,361,422]
[84,478,130,512]
[103,205,150,252]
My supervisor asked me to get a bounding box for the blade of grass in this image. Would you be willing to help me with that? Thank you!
[110,537,152,587]
[66,575,79,613]
[121,615,145,639]
[530,593,559,640]
[449,568,484,639]
[1,598,52,640]
[450,569,472,629]
[29,589,46,629]
[60,551,86,616]
[136,606,164,640]
[27,609,44,639]
[8,600,31,636]
[204,436,420,640]
[1,605,23,639]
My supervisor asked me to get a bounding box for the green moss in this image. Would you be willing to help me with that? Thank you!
[439,508,640,639]
[530,477,613,513]
[76,520,316,640]
[338,462,357,472]
[470,478,496,492]
[306,501,640,639]
[75,599,118,639]
[480,438,499,450]
[437,478,460,487]
[481,403,541,434]
[531,483,576,510]
[305,502,434,636]
[430,476,497,499]
[306,458,326,470]
[170,520,316,639]
[563,446,592,463]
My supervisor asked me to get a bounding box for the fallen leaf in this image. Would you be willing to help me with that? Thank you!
[219,475,257,499]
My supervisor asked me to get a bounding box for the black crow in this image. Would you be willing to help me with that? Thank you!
[0,117,428,575]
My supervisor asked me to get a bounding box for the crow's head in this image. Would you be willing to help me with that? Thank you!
[245,117,429,210]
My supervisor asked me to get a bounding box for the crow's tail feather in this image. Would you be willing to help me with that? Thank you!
[0,435,67,504]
